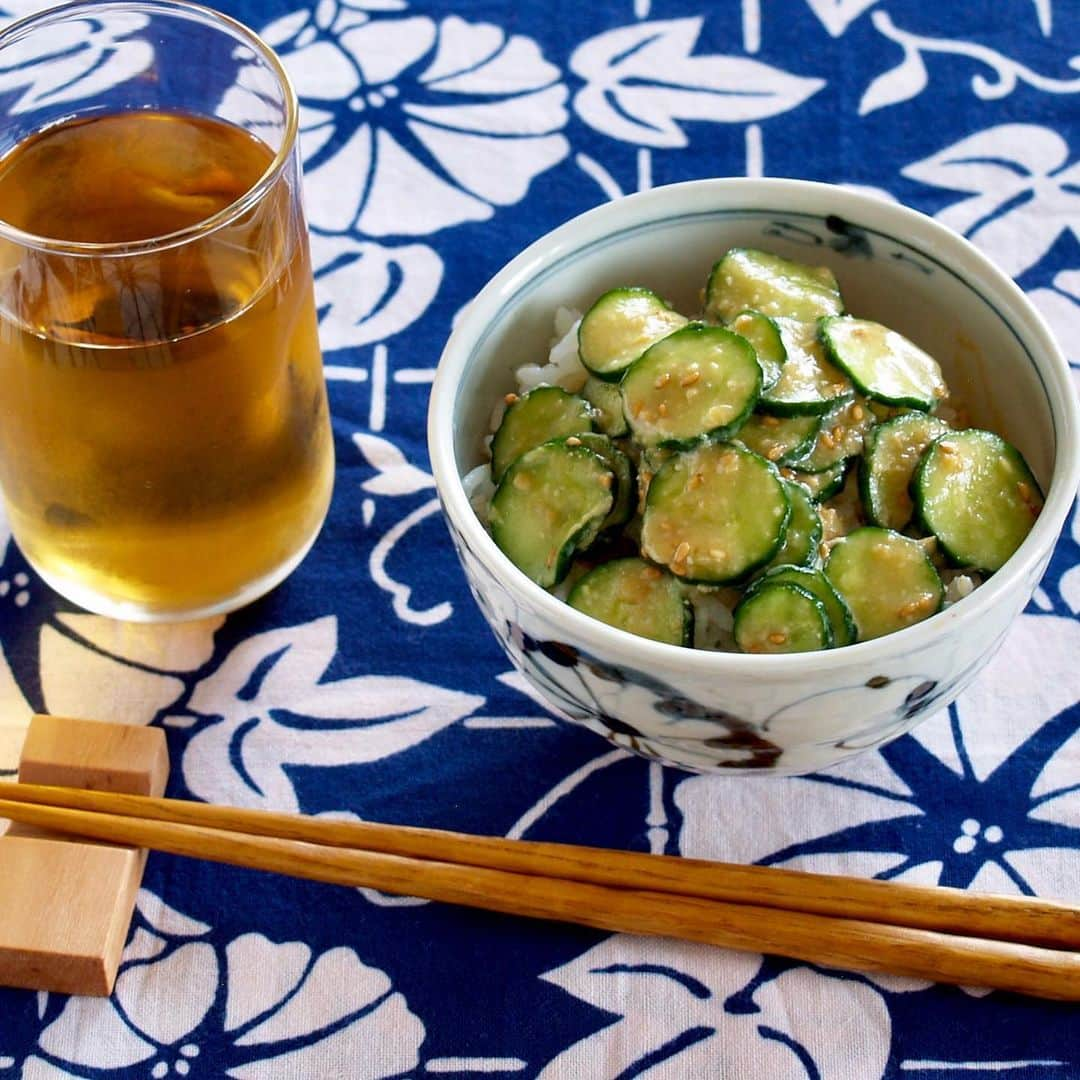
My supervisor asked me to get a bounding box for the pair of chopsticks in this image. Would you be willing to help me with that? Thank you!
[0,780,1076,1000]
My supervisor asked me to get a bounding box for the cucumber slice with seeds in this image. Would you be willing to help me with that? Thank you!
[728,309,785,390]
[783,461,848,502]
[621,324,761,448]
[573,433,635,530]
[790,397,876,473]
[582,375,629,437]
[761,481,823,571]
[578,287,687,381]
[825,527,943,641]
[706,249,844,324]
[491,385,594,482]
[749,565,856,647]
[569,557,692,645]
[820,317,947,411]
[642,442,789,583]
[736,412,821,465]
[490,440,614,587]
[861,412,952,530]
[912,429,1043,571]
[760,318,853,417]
[734,582,833,654]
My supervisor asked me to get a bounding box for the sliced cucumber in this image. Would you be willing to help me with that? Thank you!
[825,527,944,641]
[621,323,761,448]
[762,481,822,571]
[641,443,790,583]
[728,309,785,390]
[760,318,853,417]
[784,460,848,503]
[568,557,692,645]
[735,412,820,465]
[913,429,1044,571]
[573,433,635,530]
[861,412,952,531]
[819,316,947,411]
[734,582,833,654]
[791,396,876,473]
[578,287,687,381]
[749,564,856,647]
[705,248,844,324]
[491,385,594,482]
[490,440,614,587]
[582,375,629,437]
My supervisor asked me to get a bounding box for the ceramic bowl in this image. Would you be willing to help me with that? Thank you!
[427,178,1080,775]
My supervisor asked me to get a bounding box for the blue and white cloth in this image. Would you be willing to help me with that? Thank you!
[0,1,1078,1076]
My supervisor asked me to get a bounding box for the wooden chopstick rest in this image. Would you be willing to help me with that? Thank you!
[0,782,1077,1001]
[0,716,168,996]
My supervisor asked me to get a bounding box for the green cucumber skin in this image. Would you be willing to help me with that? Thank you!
[491,385,595,482]
[642,444,791,586]
[785,460,849,503]
[762,481,823,571]
[490,441,614,588]
[621,323,761,449]
[860,413,951,531]
[911,430,1044,571]
[578,286,685,382]
[728,309,786,391]
[705,249,844,324]
[744,564,856,647]
[574,433,636,530]
[735,413,821,467]
[824,526,944,642]
[568,557,693,646]
[733,581,834,654]
[818,316,946,412]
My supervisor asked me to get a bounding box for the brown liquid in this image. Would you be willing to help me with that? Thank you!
[0,112,333,617]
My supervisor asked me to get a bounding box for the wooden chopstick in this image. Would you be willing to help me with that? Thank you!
[0,784,1076,1001]
[1,781,1075,950]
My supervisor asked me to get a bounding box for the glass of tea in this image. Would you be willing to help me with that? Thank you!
[0,0,334,621]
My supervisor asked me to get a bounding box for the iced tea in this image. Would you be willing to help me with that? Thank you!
[0,110,333,618]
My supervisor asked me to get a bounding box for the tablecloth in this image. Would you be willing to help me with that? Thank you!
[0,0,1078,1076]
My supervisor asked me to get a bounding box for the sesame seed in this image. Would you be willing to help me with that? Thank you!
[673,541,691,564]
[768,632,787,645]
[767,446,782,461]
[658,402,669,417]
[820,431,836,450]
[655,372,671,389]
[513,473,532,491]
[831,425,844,442]
[504,392,519,405]
[852,404,865,421]
[642,566,662,580]
[762,415,780,428]
[680,369,701,387]
[565,436,581,447]
[600,473,613,489]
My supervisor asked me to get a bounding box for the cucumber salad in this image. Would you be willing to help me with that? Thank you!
[471,247,1044,654]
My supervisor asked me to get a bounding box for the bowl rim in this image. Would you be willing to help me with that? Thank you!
[428,176,1080,676]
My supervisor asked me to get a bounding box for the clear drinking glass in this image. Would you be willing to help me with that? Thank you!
[0,0,333,621]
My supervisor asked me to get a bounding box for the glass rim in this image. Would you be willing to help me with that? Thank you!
[0,0,299,257]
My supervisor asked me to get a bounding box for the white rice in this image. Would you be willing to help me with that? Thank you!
[513,308,587,394]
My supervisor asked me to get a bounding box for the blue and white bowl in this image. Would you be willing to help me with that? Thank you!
[428,178,1080,775]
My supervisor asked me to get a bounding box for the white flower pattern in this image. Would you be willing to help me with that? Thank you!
[260,4,569,236]
[23,891,425,1079]
[0,0,1075,1076]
